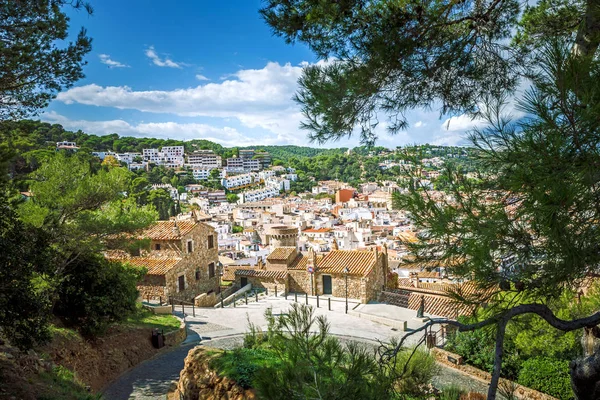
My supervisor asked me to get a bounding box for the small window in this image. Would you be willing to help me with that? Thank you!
[155,243,161,251]
[195,269,201,281]
[187,240,193,253]
[208,262,215,278]
[208,235,214,249]
[178,275,185,292]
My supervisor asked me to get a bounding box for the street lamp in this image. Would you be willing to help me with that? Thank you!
[217,261,224,294]
[343,267,349,314]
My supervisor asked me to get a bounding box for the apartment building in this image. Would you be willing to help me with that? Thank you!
[187,150,222,169]
[221,174,255,189]
[192,168,225,180]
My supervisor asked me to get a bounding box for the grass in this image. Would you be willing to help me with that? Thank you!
[37,365,101,400]
[210,347,281,389]
[122,303,181,333]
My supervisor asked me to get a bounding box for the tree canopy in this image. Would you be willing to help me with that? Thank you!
[262,0,600,398]
[0,1,92,120]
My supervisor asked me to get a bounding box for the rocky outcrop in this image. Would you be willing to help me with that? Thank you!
[170,346,256,400]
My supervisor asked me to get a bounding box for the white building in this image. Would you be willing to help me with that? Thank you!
[187,150,222,169]
[239,186,280,203]
[221,173,255,189]
[265,177,290,191]
[193,168,225,180]
[226,157,260,172]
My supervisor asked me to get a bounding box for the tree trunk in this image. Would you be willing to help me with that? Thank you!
[571,327,600,399]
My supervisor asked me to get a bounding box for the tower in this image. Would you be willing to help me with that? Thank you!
[266,225,298,250]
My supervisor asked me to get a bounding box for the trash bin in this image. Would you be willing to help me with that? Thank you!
[151,328,165,349]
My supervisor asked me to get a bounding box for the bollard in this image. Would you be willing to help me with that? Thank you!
[245,292,248,305]
[266,288,268,296]
[275,286,277,297]
[295,292,298,302]
[233,295,236,307]
[192,303,195,317]
[285,292,288,300]
[255,292,258,302]
[328,297,331,311]
[170,296,174,312]
[220,293,224,308]
[317,294,319,308]
[182,301,185,316]
[160,296,163,306]
[305,293,308,305]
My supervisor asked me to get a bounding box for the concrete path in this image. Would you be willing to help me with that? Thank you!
[101,295,475,399]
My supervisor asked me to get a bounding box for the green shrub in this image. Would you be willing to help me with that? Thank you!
[392,346,439,395]
[518,357,573,399]
[211,347,280,389]
[54,254,144,336]
[439,385,465,400]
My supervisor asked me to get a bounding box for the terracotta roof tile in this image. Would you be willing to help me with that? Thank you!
[318,250,377,276]
[235,269,288,280]
[267,247,297,261]
[287,254,309,270]
[139,220,199,240]
[105,250,182,276]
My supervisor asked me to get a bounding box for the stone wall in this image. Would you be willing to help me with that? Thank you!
[137,277,167,302]
[288,270,312,294]
[431,348,558,400]
[170,346,256,400]
[235,275,287,294]
[165,222,220,302]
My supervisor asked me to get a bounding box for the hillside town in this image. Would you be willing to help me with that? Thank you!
[4,2,600,400]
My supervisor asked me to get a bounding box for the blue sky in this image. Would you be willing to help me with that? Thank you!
[43,0,477,148]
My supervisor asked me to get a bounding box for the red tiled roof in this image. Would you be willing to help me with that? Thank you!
[318,250,377,276]
[303,228,331,233]
[287,254,309,270]
[267,247,297,261]
[105,250,181,276]
[235,269,288,280]
[140,220,199,240]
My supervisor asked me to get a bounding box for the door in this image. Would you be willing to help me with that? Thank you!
[178,275,185,292]
[322,275,332,295]
[241,277,248,287]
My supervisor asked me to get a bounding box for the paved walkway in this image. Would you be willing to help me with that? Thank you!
[102,295,478,399]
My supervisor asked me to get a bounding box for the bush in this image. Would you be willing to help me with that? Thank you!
[439,385,465,400]
[54,253,145,336]
[517,357,573,399]
[211,347,280,389]
[392,346,439,395]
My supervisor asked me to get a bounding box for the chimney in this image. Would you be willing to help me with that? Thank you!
[172,220,180,236]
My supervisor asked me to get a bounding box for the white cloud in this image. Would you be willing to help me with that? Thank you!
[195,74,210,81]
[145,46,184,68]
[99,54,129,68]
[57,61,307,139]
[42,111,299,147]
[414,121,423,128]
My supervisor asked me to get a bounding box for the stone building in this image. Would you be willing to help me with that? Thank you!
[226,225,388,303]
[106,219,220,302]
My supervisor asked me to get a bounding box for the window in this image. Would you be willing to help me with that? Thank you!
[178,275,185,292]
[195,269,201,281]
[207,235,214,249]
[155,243,161,251]
[208,262,215,278]
[187,240,193,253]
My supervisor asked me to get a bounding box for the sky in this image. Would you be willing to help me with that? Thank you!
[42,0,481,149]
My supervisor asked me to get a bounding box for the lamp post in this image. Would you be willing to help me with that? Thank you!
[218,261,224,294]
[343,267,349,314]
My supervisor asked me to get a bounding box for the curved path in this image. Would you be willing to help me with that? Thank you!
[103,296,491,399]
